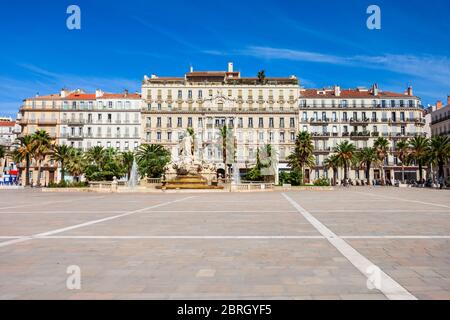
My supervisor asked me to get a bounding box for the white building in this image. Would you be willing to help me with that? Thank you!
[141,62,300,176]
[298,85,426,183]
[59,89,141,151]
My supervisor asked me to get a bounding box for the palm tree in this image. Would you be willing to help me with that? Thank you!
[409,136,430,182]
[136,144,171,178]
[395,140,410,183]
[429,135,450,186]
[334,141,356,184]
[323,154,341,186]
[31,130,53,186]
[85,146,105,166]
[287,131,315,185]
[220,125,229,166]
[14,135,34,186]
[66,148,85,182]
[51,145,72,183]
[121,151,135,179]
[356,147,379,185]
[257,70,266,84]
[373,137,390,185]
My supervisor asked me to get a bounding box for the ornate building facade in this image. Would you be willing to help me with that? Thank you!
[141,63,300,176]
[298,85,426,183]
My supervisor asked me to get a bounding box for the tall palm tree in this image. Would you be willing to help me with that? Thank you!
[66,148,85,182]
[409,136,430,182]
[51,145,72,183]
[220,125,229,167]
[429,135,450,186]
[356,147,379,185]
[14,135,34,186]
[31,130,53,186]
[287,131,315,185]
[323,154,341,186]
[334,141,356,183]
[374,137,390,185]
[395,140,410,183]
[136,144,171,178]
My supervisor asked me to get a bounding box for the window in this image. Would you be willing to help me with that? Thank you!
[258,118,264,128]
[188,90,192,99]
[269,118,274,128]
[178,90,182,99]
[177,117,182,127]
[198,90,202,98]
[280,118,285,128]
[290,118,295,128]
[248,118,253,128]
[188,117,193,127]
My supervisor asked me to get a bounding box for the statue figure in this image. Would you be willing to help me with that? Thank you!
[179,133,194,163]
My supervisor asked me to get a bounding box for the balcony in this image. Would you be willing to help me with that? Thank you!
[313,147,332,154]
[350,118,370,125]
[371,131,380,137]
[350,131,371,139]
[311,132,331,139]
[64,119,86,126]
[38,119,57,125]
[309,118,330,124]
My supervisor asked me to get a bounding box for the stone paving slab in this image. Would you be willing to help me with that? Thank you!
[0,187,449,300]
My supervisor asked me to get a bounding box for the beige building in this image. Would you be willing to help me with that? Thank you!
[18,93,63,185]
[17,89,141,185]
[141,63,300,177]
[429,96,450,181]
[299,85,426,183]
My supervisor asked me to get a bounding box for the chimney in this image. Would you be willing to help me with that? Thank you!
[334,85,341,97]
[60,88,69,98]
[436,101,443,110]
[447,95,450,106]
[124,89,129,97]
[95,89,103,98]
[150,74,157,79]
[189,66,194,73]
[372,83,379,96]
[228,62,233,73]
[407,86,413,96]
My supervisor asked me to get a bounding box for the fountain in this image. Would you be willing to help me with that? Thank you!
[159,132,223,190]
[232,163,241,185]
[127,158,139,188]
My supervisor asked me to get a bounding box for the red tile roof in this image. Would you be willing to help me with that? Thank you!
[0,121,15,127]
[65,93,97,100]
[300,89,415,99]
[101,93,141,99]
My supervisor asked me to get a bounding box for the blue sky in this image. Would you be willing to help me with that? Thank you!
[1,0,449,117]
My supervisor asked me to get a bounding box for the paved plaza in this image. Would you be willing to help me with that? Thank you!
[0,188,449,300]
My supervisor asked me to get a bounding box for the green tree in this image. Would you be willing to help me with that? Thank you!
[373,137,390,185]
[409,136,430,182]
[356,147,379,185]
[14,135,34,186]
[395,140,410,183]
[429,135,450,186]
[85,146,105,166]
[287,131,315,185]
[136,144,171,178]
[257,70,266,84]
[323,154,341,186]
[121,151,135,179]
[31,130,53,186]
[334,141,356,182]
[51,145,72,183]
[66,148,85,182]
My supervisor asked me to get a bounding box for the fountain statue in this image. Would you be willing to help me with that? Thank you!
[160,131,223,190]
